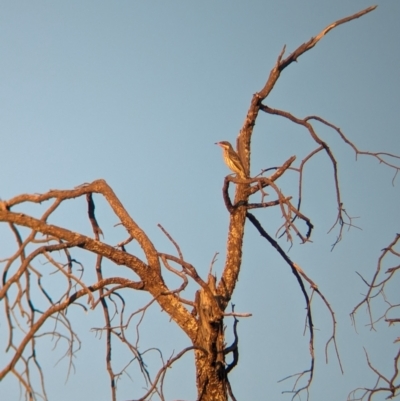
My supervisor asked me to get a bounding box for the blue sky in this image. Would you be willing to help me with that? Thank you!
[0,1,399,400]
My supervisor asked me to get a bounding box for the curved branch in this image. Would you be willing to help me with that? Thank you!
[0,207,197,340]
[129,346,208,401]
[0,277,141,380]
[246,211,343,396]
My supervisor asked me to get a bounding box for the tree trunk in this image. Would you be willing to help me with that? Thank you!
[194,275,227,401]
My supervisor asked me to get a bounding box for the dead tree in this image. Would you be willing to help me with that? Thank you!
[0,6,398,401]
[349,234,400,400]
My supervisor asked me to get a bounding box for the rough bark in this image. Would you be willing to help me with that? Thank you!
[194,275,227,401]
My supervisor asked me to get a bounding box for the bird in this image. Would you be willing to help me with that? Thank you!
[215,141,247,179]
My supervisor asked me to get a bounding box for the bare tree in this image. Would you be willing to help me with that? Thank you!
[0,6,399,401]
[349,234,400,400]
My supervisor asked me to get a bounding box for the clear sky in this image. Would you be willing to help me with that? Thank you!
[0,1,399,401]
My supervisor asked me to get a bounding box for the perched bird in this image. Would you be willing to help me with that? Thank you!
[215,141,247,179]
